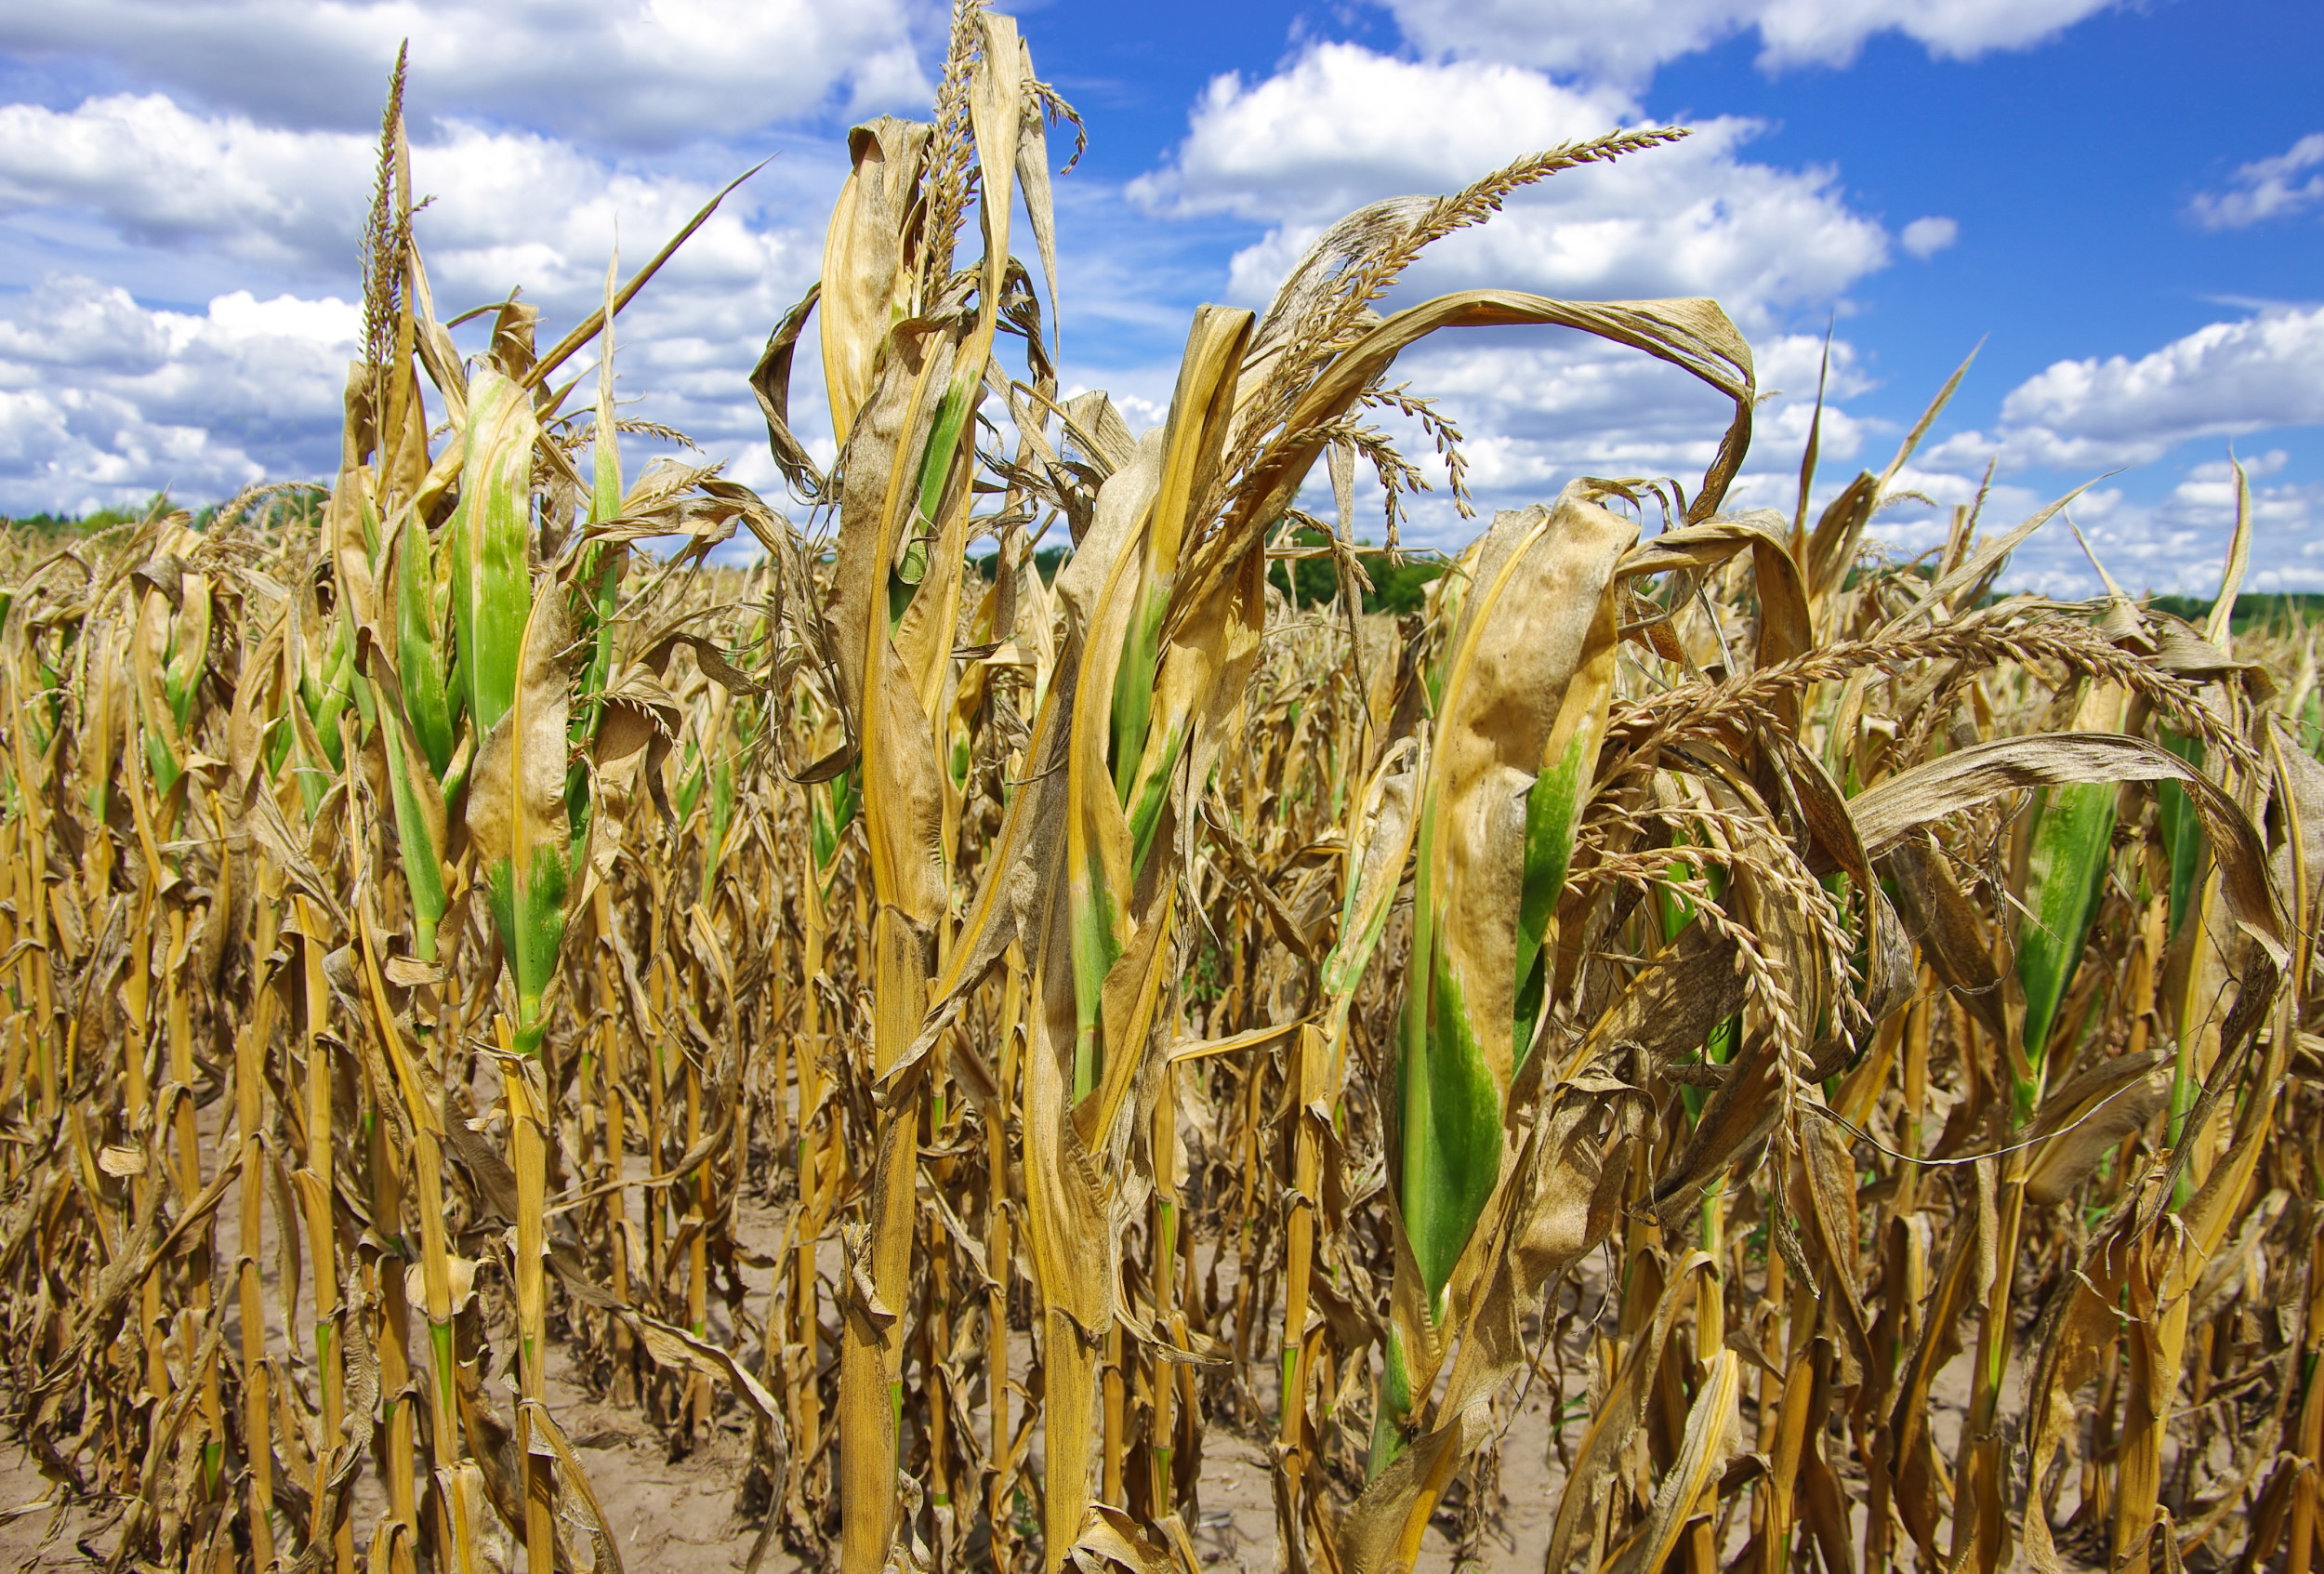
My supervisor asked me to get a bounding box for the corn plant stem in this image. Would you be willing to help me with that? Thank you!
[500,1014,557,1574]
[2286,799,2324,1574]
[687,1025,708,1436]
[1232,1062,1263,1372]
[1952,1171,2025,1574]
[2129,750,2243,1570]
[2112,1239,2169,1571]
[354,908,468,1574]
[169,906,228,1499]
[414,1120,463,1564]
[25,768,52,1126]
[1762,1283,1815,1571]
[1092,1307,1123,1515]
[1686,1182,1723,1574]
[1750,1243,1784,1540]
[1151,1058,1178,1516]
[1959,862,2078,1574]
[841,953,921,1572]
[0,829,18,1125]
[1898,993,1932,1220]
[592,890,634,1406]
[236,993,277,1572]
[1278,1024,1322,1539]
[2119,837,2246,1572]
[1175,1176,1200,1498]
[1128,1348,1152,1514]
[125,902,171,1402]
[768,958,789,1151]
[649,956,668,1325]
[298,896,355,1574]
[987,959,1020,1563]
[927,1102,955,1527]
[2286,1217,2324,1574]
[794,869,826,1454]
[574,1046,597,1177]
[367,1068,420,1574]
[2165,861,2226,1186]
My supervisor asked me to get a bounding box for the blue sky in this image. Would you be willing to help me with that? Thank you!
[0,0,2317,594]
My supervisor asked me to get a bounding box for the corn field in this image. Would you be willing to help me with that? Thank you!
[1,10,2320,1574]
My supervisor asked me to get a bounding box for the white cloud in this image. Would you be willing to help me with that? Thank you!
[2189,133,2324,230]
[1131,45,1889,334]
[2185,448,2288,482]
[1891,309,2324,598]
[1953,469,2324,598]
[1900,215,1958,258]
[1251,328,1878,553]
[0,0,933,151]
[1927,305,2324,473]
[0,91,833,512]
[1377,0,2119,86]
[0,95,372,273]
[1129,47,1640,225]
[1123,44,1896,549]
[1803,452,2324,600]
[0,252,825,516]
[0,93,829,302]
[0,274,357,512]
[0,0,936,519]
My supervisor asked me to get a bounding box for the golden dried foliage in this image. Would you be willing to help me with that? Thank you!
[0,15,2319,1574]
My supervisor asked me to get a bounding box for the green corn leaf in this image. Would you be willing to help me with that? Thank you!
[566,325,627,863]
[1397,490,1631,1302]
[132,576,199,801]
[2014,681,2128,1112]
[811,769,859,880]
[2156,731,2205,937]
[674,740,705,826]
[1396,946,1499,1298]
[447,368,538,740]
[1059,435,1165,1101]
[701,740,734,907]
[1511,712,1605,1053]
[1374,488,1634,1481]
[391,510,457,780]
[2016,780,2115,1080]
[303,618,354,773]
[591,333,623,531]
[1115,307,1253,875]
[358,616,451,963]
[467,582,572,1054]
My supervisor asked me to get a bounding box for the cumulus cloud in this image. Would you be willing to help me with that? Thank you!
[0,274,356,512]
[1884,308,2324,598]
[1125,44,1896,546]
[0,92,829,298]
[1130,45,1889,333]
[1786,449,2324,601]
[1926,461,2324,599]
[1900,215,1958,258]
[2189,133,2324,230]
[1926,305,2324,473]
[1245,328,1880,554]
[1377,0,2119,86]
[0,95,372,273]
[0,246,823,516]
[0,1,927,513]
[0,88,834,511]
[1129,48,1640,225]
[0,0,933,151]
